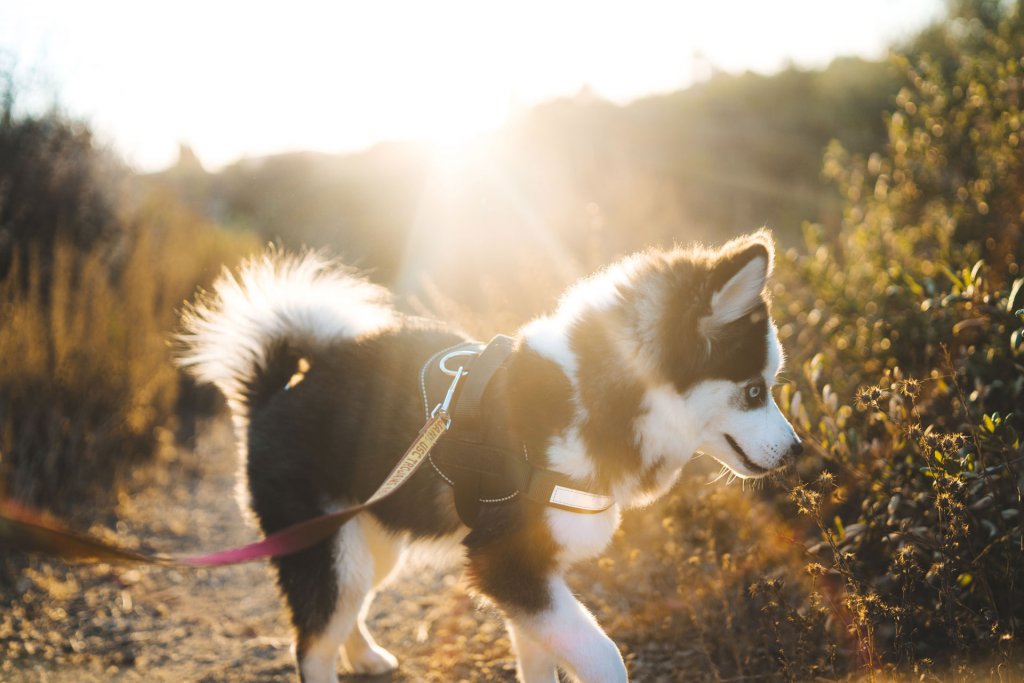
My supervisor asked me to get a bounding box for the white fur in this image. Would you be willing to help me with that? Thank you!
[509,578,627,683]
[401,529,467,571]
[300,514,405,683]
[552,252,650,327]
[545,505,621,568]
[766,322,785,378]
[699,390,796,474]
[178,251,396,407]
[509,623,560,683]
[543,428,596,483]
[635,384,703,469]
[522,315,578,380]
[299,520,373,683]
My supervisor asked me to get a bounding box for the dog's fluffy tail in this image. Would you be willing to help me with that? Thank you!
[176,250,396,411]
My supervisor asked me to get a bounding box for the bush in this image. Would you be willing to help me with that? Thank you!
[0,79,258,521]
[769,1,1024,673]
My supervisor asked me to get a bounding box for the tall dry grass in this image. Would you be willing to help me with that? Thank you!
[0,188,258,520]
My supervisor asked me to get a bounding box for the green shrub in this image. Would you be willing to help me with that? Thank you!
[769,1,1024,673]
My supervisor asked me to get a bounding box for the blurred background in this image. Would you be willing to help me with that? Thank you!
[2,0,1024,681]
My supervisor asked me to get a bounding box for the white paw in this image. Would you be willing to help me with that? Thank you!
[348,645,399,675]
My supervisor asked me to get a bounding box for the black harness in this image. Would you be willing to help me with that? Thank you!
[420,335,614,527]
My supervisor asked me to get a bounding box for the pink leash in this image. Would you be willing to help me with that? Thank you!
[0,411,452,567]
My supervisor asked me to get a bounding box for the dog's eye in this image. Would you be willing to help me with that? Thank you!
[744,381,766,407]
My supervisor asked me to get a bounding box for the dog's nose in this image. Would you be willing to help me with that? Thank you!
[788,439,804,459]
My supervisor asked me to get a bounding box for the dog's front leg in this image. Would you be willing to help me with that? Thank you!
[508,621,558,683]
[508,577,627,683]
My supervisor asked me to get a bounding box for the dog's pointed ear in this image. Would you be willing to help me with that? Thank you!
[704,230,774,330]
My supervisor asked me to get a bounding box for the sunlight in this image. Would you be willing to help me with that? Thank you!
[2,0,942,170]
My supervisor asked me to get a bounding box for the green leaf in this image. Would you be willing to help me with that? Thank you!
[903,273,924,296]
[833,515,845,539]
[940,264,965,289]
[957,573,973,587]
[983,414,996,432]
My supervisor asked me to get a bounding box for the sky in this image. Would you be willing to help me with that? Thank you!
[1,0,944,172]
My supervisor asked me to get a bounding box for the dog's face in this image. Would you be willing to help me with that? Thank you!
[643,230,801,478]
[684,322,799,478]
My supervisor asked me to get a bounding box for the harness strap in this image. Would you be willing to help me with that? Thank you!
[445,335,515,524]
[424,335,615,526]
[449,334,515,442]
[430,442,613,514]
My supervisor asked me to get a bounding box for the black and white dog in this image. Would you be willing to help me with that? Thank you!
[178,229,801,683]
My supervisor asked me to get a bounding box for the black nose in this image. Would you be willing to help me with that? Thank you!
[788,439,804,458]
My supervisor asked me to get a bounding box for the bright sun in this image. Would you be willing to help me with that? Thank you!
[2,0,941,170]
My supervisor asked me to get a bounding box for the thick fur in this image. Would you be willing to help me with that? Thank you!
[177,230,800,683]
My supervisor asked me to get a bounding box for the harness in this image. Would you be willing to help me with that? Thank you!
[421,335,614,527]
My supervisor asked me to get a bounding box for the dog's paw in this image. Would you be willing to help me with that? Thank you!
[348,644,398,675]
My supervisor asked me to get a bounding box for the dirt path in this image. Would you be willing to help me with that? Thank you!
[2,418,745,682]
[1,419,529,682]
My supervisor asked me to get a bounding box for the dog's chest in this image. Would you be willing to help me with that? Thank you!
[546,504,622,567]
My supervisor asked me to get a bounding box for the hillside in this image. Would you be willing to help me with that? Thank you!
[149,57,900,314]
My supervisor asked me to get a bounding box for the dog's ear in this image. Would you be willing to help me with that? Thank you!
[703,229,774,331]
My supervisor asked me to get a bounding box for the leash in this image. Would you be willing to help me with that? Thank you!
[0,397,454,567]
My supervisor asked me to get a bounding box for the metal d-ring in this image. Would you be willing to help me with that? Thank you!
[439,349,478,377]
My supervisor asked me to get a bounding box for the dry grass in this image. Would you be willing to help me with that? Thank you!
[0,190,258,520]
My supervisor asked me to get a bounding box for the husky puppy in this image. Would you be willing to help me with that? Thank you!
[177,229,801,683]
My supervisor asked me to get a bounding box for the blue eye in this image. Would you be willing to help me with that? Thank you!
[744,381,766,406]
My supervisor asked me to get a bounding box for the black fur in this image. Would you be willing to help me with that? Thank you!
[658,245,770,391]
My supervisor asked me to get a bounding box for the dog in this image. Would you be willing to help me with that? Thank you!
[176,229,801,683]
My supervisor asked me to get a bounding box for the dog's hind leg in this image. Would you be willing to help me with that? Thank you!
[284,519,371,683]
[285,515,403,683]
[340,515,405,675]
